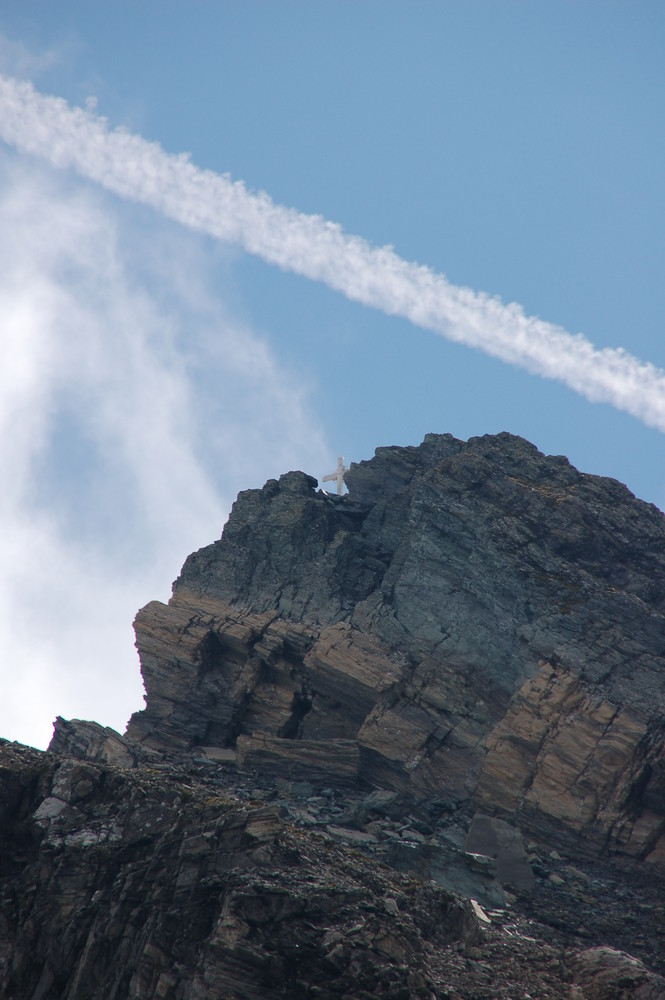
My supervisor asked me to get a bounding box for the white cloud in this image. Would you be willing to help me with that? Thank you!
[0,151,331,749]
[0,32,67,82]
[1,73,664,434]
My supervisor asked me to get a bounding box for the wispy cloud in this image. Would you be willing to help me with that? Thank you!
[0,151,330,749]
[0,33,69,83]
[1,74,664,432]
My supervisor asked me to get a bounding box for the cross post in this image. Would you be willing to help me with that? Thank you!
[322,456,348,496]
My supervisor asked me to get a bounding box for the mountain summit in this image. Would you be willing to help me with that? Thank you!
[3,433,665,998]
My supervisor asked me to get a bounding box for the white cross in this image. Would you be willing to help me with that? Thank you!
[322,456,348,495]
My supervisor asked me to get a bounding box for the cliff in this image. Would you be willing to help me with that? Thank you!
[129,432,665,863]
[2,432,665,998]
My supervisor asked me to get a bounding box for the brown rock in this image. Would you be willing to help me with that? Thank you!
[568,946,665,999]
[236,733,359,786]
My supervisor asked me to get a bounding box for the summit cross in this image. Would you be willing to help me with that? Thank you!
[322,456,348,496]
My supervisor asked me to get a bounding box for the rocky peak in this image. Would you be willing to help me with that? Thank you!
[176,431,665,701]
[4,431,665,998]
[122,433,665,860]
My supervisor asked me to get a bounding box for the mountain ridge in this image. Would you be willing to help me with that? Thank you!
[126,431,665,863]
[3,431,665,998]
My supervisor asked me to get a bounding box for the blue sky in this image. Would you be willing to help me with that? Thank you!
[1,3,664,748]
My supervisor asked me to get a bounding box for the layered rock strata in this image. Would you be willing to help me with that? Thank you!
[127,433,665,864]
[4,430,665,997]
[0,741,483,999]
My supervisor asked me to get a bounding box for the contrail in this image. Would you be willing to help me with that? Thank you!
[2,73,665,432]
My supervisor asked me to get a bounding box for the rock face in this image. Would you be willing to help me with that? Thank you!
[0,741,479,1000]
[3,431,665,998]
[129,432,665,863]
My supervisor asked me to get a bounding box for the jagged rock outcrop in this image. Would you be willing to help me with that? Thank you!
[7,734,665,999]
[3,430,665,998]
[0,741,482,999]
[127,433,665,864]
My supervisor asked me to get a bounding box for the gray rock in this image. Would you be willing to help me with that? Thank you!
[7,430,664,997]
[125,432,665,863]
[464,814,535,894]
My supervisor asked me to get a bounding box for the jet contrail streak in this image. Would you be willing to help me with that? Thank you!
[2,74,665,432]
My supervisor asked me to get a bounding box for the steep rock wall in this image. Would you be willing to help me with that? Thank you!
[125,433,665,863]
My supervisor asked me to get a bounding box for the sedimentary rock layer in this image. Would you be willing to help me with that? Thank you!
[6,430,665,997]
[125,433,665,862]
[0,741,479,999]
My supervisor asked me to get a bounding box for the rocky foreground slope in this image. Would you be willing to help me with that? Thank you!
[3,432,665,998]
